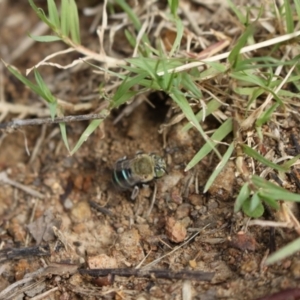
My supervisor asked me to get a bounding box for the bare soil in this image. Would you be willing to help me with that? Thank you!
[1,1,300,300]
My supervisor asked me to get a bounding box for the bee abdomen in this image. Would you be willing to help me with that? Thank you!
[113,167,134,189]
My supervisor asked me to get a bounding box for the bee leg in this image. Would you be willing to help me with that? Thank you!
[131,186,139,200]
[116,156,127,163]
[135,150,144,156]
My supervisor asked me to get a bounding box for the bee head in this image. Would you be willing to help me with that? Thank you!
[150,154,167,178]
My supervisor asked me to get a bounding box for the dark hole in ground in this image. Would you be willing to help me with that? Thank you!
[146,91,170,124]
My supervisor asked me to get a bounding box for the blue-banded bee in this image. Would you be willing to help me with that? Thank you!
[112,153,167,191]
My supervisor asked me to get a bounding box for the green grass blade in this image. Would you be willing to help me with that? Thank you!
[281,154,300,169]
[227,0,247,24]
[112,73,147,107]
[70,119,103,155]
[181,72,202,99]
[114,0,150,49]
[260,194,279,210]
[5,63,40,95]
[295,0,300,20]
[242,144,289,172]
[124,29,137,48]
[59,122,70,152]
[168,0,179,16]
[61,0,70,37]
[266,237,300,265]
[69,0,81,44]
[234,183,251,212]
[29,35,61,42]
[183,99,222,131]
[242,198,264,218]
[47,0,60,28]
[284,0,294,33]
[250,192,261,212]
[228,25,254,67]
[28,0,55,29]
[252,175,300,202]
[34,69,56,103]
[169,17,184,57]
[256,103,279,127]
[185,118,233,171]
[204,142,234,193]
[170,89,223,164]
[48,102,57,120]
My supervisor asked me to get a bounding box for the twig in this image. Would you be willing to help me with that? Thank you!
[0,277,33,300]
[0,245,50,263]
[142,226,209,270]
[30,287,59,300]
[0,172,44,199]
[0,113,108,130]
[79,268,214,281]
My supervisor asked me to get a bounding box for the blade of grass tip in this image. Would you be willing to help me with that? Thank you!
[47,0,60,28]
[114,0,150,46]
[169,17,184,57]
[70,119,103,155]
[242,144,289,172]
[4,63,41,96]
[265,237,300,265]
[183,99,222,132]
[69,0,81,44]
[251,175,300,202]
[28,0,55,29]
[281,153,300,169]
[61,0,70,37]
[59,122,70,152]
[48,102,57,120]
[204,142,234,193]
[185,118,233,171]
[284,0,294,33]
[234,183,250,212]
[227,0,247,24]
[168,0,179,16]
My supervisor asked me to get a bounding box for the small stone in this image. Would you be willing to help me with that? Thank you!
[175,203,191,219]
[88,254,118,269]
[188,194,203,206]
[229,231,256,251]
[165,216,187,243]
[71,201,91,223]
[63,198,73,210]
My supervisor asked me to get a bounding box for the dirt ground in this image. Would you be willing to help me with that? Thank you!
[1,1,300,300]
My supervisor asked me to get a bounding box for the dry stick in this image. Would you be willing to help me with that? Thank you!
[0,172,44,199]
[0,277,34,300]
[0,113,107,130]
[157,30,300,75]
[79,268,214,281]
[30,287,59,300]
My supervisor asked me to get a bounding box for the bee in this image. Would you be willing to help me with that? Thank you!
[112,153,167,191]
